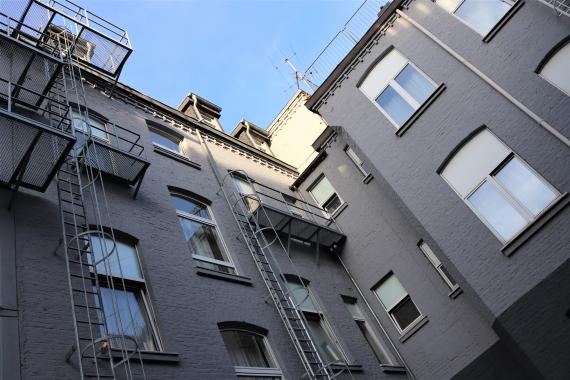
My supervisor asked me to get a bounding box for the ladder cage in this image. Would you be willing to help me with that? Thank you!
[218,170,352,380]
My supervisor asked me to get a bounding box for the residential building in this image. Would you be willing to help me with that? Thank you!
[0,0,568,379]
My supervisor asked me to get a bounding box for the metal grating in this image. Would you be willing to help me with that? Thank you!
[83,141,149,185]
[2,0,133,78]
[0,110,74,191]
[537,0,570,17]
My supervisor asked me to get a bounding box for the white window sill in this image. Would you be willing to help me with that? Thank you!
[330,202,348,219]
[448,286,463,299]
[195,266,253,286]
[362,173,374,184]
[501,192,569,257]
[398,315,429,343]
[153,144,201,170]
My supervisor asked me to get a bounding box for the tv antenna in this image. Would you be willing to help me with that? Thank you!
[283,57,318,92]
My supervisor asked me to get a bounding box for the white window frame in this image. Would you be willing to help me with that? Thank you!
[342,297,396,365]
[220,328,283,379]
[89,235,164,352]
[148,126,186,157]
[308,175,344,217]
[437,0,515,36]
[172,193,236,273]
[285,280,349,363]
[344,145,371,179]
[538,40,570,96]
[372,62,438,130]
[446,154,559,243]
[373,274,423,334]
[418,241,459,292]
[71,109,110,142]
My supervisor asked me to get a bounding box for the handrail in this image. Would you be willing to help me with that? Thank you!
[0,78,72,133]
[81,120,146,158]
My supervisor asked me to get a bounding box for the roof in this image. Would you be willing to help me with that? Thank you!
[305,0,405,112]
[230,119,269,139]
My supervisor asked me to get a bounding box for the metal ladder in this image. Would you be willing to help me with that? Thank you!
[57,155,117,380]
[218,170,335,380]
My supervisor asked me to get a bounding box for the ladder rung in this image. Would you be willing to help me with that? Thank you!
[76,319,104,326]
[71,273,95,280]
[75,304,101,310]
[72,288,98,295]
[69,259,93,267]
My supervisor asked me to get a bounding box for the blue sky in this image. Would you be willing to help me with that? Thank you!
[81,0,365,132]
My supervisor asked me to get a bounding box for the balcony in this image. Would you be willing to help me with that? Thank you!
[0,0,132,78]
[78,120,149,193]
[240,178,346,249]
[0,78,75,192]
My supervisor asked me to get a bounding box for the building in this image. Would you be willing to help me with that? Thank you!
[0,1,568,380]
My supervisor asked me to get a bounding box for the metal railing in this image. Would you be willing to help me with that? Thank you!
[34,0,130,47]
[537,0,570,17]
[304,0,388,88]
[247,179,342,232]
[0,12,64,59]
[0,77,72,133]
[79,120,146,159]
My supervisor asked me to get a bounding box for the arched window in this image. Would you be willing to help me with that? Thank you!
[439,128,559,242]
[218,322,282,378]
[169,191,235,274]
[538,37,570,96]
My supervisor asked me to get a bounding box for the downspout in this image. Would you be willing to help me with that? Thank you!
[243,120,257,147]
[191,94,204,123]
[395,9,570,148]
[337,255,416,379]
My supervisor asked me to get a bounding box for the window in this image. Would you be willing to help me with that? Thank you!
[437,0,514,35]
[373,273,422,333]
[359,49,437,129]
[88,234,161,352]
[282,193,306,219]
[344,146,371,179]
[308,176,343,216]
[170,193,236,274]
[284,278,345,364]
[148,126,184,155]
[440,129,559,242]
[538,39,570,96]
[219,327,282,379]
[418,241,459,292]
[71,109,108,141]
[232,175,260,212]
[342,297,395,365]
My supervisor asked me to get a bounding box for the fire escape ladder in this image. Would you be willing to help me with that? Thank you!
[218,170,340,380]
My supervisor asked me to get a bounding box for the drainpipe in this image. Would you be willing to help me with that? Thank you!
[337,255,416,379]
[191,93,204,122]
[395,9,570,148]
[243,120,257,147]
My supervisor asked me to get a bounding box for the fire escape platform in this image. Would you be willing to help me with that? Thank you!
[250,203,346,248]
[0,106,75,192]
[82,138,149,186]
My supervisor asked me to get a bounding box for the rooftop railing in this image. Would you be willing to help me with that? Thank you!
[303,0,388,89]
[537,0,570,17]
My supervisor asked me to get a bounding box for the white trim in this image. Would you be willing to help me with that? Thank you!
[437,0,515,36]
[172,194,237,272]
[308,175,344,218]
[235,366,283,377]
[418,241,458,291]
[344,146,369,177]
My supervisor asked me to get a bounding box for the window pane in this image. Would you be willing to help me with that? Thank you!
[376,85,415,127]
[344,300,364,320]
[356,320,391,364]
[149,128,180,152]
[221,330,276,368]
[285,282,318,313]
[90,236,143,280]
[99,287,157,351]
[439,265,458,288]
[374,275,408,311]
[494,157,557,216]
[171,195,210,219]
[468,181,527,241]
[391,297,421,331]
[179,217,227,263]
[394,64,435,104]
[233,178,260,212]
[310,177,335,206]
[323,194,342,215]
[89,117,108,140]
[306,318,341,363]
[193,258,235,274]
[454,0,511,35]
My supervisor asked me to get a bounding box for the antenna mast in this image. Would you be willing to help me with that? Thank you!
[284,57,318,92]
